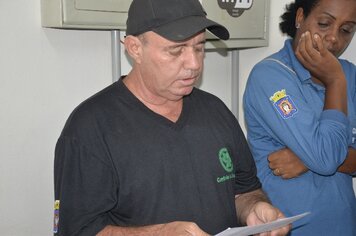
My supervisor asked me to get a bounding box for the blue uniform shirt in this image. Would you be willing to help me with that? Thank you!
[244,39,356,235]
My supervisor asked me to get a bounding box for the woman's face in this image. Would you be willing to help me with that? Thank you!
[294,0,356,57]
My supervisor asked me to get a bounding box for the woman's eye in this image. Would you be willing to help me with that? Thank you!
[318,22,329,28]
[341,25,355,34]
[342,28,351,34]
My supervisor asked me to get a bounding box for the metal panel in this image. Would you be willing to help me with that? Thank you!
[41,0,269,49]
[41,0,130,29]
[203,0,269,49]
[75,0,130,12]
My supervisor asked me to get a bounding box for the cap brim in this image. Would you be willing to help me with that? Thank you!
[152,15,230,41]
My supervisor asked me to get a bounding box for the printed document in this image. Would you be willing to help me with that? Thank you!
[215,212,310,236]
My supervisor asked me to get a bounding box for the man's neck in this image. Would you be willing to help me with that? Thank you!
[123,73,183,122]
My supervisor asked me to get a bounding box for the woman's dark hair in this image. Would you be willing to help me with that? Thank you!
[279,0,320,38]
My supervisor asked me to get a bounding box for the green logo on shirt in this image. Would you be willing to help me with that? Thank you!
[219,148,233,173]
[217,148,235,183]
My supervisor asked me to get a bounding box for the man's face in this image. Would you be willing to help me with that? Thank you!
[137,31,206,102]
[295,0,356,57]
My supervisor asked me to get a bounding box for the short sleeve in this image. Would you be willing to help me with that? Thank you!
[54,136,117,236]
[233,120,262,195]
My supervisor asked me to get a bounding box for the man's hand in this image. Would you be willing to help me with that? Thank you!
[235,189,291,236]
[246,202,291,236]
[268,148,308,179]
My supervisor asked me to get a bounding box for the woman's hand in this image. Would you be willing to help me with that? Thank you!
[295,31,344,87]
[268,148,308,179]
[295,31,347,114]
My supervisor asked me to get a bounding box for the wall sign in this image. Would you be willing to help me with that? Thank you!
[217,0,253,17]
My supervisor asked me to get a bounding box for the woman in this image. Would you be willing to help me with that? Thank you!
[243,0,356,235]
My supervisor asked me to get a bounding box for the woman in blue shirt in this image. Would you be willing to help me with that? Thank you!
[243,0,356,235]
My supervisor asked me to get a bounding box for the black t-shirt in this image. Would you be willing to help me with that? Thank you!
[54,78,261,236]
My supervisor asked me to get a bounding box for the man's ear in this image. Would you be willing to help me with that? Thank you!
[124,35,143,64]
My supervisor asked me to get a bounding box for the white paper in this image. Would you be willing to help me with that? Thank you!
[215,212,310,236]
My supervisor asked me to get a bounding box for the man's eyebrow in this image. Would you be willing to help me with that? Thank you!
[196,39,207,45]
[166,40,207,49]
[166,44,185,50]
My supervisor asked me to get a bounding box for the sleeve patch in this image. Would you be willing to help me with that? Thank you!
[53,200,60,234]
[270,89,298,119]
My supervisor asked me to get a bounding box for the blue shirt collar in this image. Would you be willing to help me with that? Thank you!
[284,39,312,83]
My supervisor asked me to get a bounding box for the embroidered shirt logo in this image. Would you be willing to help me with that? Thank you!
[219,148,233,172]
[270,89,298,119]
[217,148,235,183]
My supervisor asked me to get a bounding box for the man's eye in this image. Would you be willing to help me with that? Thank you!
[169,48,183,56]
[194,46,205,53]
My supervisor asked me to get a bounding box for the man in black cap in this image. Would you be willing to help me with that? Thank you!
[54,0,291,235]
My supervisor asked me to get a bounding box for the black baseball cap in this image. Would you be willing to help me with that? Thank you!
[126,0,230,41]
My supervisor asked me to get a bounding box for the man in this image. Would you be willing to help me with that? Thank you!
[54,0,291,235]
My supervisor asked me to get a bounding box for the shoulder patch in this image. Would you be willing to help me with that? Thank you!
[53,200,60,234]
[270,89,298,119]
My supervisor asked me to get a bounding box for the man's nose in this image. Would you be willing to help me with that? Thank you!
[183,48,201,70]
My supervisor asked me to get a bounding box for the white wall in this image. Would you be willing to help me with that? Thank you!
[0,0,354,235]
[0,1,112,235]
